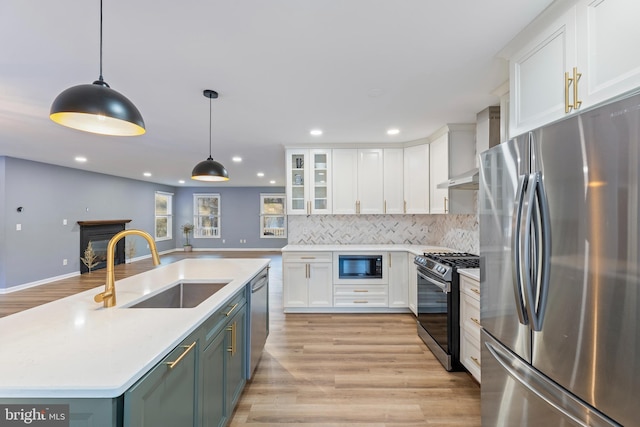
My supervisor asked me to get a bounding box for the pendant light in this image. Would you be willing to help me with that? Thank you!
[191,90,229,182]
[50,0,145,136]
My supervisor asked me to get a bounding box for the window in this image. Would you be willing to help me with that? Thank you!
[260,193,287,238]
[194,194,221,238]
[155,191,173,241]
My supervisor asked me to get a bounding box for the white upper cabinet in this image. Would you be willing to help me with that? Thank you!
[332,148,384,215]
[429,134,450,214]
[332,149,358,214]
[383,148,405,214]
[403,144,430,214]
[357,149,384,214]
[575,0,640,108]
[286,149,332,215]
[508,0,640,137]
[509,6,577,137]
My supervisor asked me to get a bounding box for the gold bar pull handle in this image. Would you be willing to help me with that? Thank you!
[165,341,196,369]
[354,289,369,293]
[471,356,481,367]
[471,317,481,327]
[564,71,574,114]
[403,200,407,214]
[471,288,480,296]
[444,197,448,213]
[225,303,239,317]
[226,321,237,356]
[384,200,387,214]
[354,300,369,304]
[573,67,582,110]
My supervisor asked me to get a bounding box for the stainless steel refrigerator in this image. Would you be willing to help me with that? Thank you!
[479,91,640,426]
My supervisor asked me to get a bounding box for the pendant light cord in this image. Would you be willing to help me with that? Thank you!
[98,0,104,82]
[208,95,213,159]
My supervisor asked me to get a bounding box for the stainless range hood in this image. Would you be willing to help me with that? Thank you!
[436,168,479,190]
[437,106,500,191]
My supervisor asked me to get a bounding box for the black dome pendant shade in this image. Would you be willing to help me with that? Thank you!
[50,0,145,136]
[191,90,229,182]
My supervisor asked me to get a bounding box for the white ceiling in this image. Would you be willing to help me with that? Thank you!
[0,0,553,187]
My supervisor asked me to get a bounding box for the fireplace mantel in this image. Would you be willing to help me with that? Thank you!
[77,220,132,226]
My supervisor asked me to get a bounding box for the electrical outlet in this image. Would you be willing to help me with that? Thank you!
[63,219,67,225]
[16,224,21,231]
[63,259,68,266]
[222,239,225,243]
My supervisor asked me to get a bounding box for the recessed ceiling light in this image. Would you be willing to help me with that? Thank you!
[269,180,276,184]
[387,128,400,135]
[310,129,323,136]
[143,172,152,177]
[178,180,185,184]
[232,156,242,163]
[257,172,265,177]
[74,156,87,162]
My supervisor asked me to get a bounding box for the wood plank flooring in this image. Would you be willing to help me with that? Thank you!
[0,251,480,426]
[233,256,480,426]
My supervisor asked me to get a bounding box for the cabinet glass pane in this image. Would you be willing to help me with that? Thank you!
[291,199,305,210]
[315,199,327,210]
[314,186,327,199]
[292,154,304,170]
[313,153,327,168]
[292,186,304,199]
[314,170,327,184]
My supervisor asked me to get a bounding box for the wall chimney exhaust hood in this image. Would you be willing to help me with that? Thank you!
[438,106,500,191]
[437,168,479,190]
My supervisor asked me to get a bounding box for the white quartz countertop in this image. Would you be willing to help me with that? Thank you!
[0,258,270,399]
[282,244,454,256]
[458,268,480,281]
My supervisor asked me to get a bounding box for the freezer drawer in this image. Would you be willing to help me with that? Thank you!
[481,330,620,427]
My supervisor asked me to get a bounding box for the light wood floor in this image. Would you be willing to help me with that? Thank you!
[0,251,481,426]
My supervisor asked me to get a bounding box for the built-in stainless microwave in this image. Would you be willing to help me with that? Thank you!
[333,253,388,284]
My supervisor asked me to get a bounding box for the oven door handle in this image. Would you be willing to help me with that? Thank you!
[417,270,450,293]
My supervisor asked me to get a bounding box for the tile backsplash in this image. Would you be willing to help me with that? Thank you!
[288,213,479,254]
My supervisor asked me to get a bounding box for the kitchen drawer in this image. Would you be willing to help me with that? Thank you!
[460,275,480,301]
[334,295,389,307]
[283,252,332,263]
[461,328,481,383]
[202,290,247,344]
[333,284,388,296]
[461,293,481,336]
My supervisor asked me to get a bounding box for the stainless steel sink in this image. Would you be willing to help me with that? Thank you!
[127,282,229,308]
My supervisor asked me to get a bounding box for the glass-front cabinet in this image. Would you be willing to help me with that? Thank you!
[286,149,332,215]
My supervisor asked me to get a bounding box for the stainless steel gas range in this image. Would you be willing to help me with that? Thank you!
[413,252,479,371]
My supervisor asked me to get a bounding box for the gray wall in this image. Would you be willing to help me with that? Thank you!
[175,187,287,250]
[0,157,175,290]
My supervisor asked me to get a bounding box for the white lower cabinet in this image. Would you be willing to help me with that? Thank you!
[283,252,333,309]
[388,252,408,308]
[459,274,481,383]
[407,254,418,315]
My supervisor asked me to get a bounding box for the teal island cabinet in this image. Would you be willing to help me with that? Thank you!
[0,259,268,427]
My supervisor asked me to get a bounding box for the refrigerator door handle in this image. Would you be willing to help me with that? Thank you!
[511,174,528,325]
[485,339,620,427]
[532,173,552,331]
[522,173,539,330]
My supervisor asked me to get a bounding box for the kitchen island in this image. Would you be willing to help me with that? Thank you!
[0,258,269,426]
